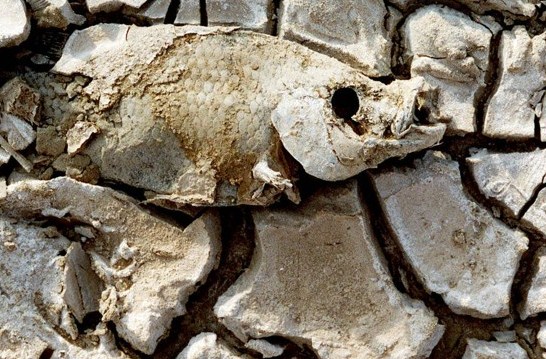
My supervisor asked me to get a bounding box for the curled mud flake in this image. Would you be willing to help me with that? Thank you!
[251,158,297,204]
[89,250,137,281]
[0,177,222,355]
[66,121,99,155]
[63,242,103,324]
[0,217,126,358]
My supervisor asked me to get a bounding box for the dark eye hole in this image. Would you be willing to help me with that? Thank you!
[331,87,360,119]
[331,87,363,135]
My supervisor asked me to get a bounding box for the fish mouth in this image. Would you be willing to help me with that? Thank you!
[387,122,446,145]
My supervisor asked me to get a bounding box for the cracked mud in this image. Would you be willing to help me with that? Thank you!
[2,0,546,358]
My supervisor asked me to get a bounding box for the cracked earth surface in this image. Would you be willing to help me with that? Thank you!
[2,0,546,358]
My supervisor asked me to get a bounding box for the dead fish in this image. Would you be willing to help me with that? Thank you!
[45,24,445,207]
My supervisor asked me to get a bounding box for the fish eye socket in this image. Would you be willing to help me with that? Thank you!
[331,87,360,119]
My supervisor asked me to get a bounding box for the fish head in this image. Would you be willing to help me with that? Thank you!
[271,76,446,181]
